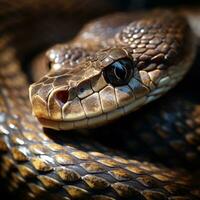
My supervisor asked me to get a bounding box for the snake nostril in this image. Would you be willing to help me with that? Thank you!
[55,90,69,105]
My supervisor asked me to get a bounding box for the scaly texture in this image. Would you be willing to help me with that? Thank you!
[0,2,199,200]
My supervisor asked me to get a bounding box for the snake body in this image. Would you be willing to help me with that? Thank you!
[0,1,200,200]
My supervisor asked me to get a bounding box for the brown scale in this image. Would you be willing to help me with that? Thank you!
[116,12,190,69]
[0,2,199,200]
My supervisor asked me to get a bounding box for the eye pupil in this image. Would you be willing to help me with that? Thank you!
[114,64,127,80]
[103,58,134,86]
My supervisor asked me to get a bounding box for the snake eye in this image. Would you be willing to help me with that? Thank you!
[103,58,135,86]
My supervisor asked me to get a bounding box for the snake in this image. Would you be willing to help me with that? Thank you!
[0,1,200,200]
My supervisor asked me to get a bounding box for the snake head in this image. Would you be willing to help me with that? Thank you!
[29,11,196,130]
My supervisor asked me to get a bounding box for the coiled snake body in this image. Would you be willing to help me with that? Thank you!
[0,2,200,200]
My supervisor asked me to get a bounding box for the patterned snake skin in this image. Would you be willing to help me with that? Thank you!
[0,1,200,200]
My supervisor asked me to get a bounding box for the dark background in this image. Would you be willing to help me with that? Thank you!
[108,0,200,10]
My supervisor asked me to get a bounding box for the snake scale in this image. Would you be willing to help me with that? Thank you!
[0,1,200,199]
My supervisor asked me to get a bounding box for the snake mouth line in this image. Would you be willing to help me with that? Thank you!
[38,84,175,130]
[38,96,147,130]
